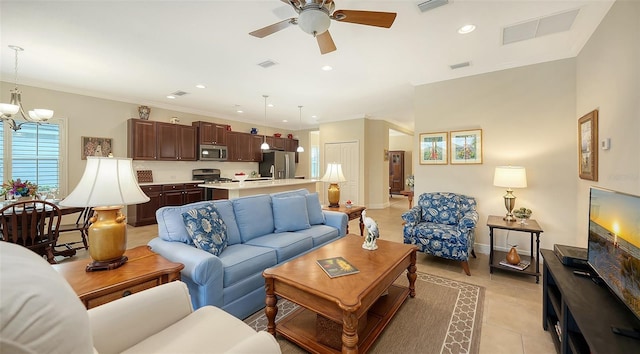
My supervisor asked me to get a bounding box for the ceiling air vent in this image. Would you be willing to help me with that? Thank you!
[503,8,580,45]
[418,0,449,13]
[257,59,278,69]
[171,90,189,96]
[450,61,470,70]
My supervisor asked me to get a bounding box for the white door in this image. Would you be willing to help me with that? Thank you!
[324,142,359,205]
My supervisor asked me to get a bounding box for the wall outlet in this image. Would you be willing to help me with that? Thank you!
[601,138,610,150]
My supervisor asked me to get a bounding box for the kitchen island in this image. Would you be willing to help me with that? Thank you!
[199,179,319,200]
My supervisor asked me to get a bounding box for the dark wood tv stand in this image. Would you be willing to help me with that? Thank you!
[541,249,640,353]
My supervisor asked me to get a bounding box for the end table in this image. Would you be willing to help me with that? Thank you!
[53,245,184,308]
[487,215,544,283]
[322,204,366,236]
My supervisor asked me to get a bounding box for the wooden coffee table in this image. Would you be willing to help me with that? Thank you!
[53,245,184,309]
[263,234,417,353]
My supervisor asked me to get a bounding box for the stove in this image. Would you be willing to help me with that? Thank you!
[192,168,232,183]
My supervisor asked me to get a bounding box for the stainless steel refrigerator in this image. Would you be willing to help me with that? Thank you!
[259,151,296,179]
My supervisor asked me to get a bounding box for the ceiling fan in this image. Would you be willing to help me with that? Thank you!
[249,0,397,55]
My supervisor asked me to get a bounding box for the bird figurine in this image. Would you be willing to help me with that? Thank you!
[362,210,379,250]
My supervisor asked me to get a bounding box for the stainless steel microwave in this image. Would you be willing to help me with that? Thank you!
[199,145,228,161]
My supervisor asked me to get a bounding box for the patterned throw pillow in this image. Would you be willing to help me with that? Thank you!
[182,204,228,256]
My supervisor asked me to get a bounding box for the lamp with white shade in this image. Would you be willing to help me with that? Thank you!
[321,163,346,207]
[60,157,150,271]
[493,166,527,221]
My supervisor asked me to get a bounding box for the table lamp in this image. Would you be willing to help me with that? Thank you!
[60,157,150,271]
[493,166,527,221]
[321,163,346,207]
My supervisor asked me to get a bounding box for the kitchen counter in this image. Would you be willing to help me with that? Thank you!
[198,179,319,200]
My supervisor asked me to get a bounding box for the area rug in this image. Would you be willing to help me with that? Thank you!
[245,272,484,354]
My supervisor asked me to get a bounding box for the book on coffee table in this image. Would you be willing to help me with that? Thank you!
[317,257,359,278]
[499,259,531,271]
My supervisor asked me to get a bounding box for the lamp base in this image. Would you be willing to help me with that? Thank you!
[327,183,341,208]
[85,256,128,272]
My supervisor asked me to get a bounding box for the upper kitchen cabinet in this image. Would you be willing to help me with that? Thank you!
[193,121,229,146]
[156,122,197,161]
[128,119,157,160]
[127,119,196,161]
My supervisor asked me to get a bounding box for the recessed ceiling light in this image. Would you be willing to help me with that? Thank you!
[267,103,274,108]
[321,65,333,71]
[166,95,176,99]
[236,109,243,113]
[282,120,288,123]
[195,84,206,89]
[458,24,476,34]
[311,115,317,118]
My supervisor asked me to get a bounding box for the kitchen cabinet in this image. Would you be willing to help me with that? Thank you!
[127,183,203,227]
[127,119,196,161]
[285,138,300,163]
[228,132,262,162]
[266,136,286,151]
[127,119,157,160]
[193,121,229,146]
[156,123,197,161]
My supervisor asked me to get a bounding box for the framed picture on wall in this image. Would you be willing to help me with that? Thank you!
[578,109,598,181]
[81,136,113,160]
[450,129,483,164]
[419,132,448,165]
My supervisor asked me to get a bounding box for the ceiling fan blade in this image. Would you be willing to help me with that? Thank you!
[249,18,296,38]
[332,10,397,28]
[316,31,337,55]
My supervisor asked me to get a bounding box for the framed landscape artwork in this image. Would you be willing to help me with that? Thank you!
[81,136,113,160]
[450,129,483,164]
[578,109,598,181]
[419,132,448,165]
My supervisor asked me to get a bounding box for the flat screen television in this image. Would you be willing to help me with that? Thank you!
[587,187,640,325]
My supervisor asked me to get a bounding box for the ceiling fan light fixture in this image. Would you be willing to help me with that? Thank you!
[298,8,331,36]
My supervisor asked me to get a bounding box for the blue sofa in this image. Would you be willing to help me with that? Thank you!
[148,189,348,319]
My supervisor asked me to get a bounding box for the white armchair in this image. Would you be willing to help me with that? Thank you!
[0,242,281,354]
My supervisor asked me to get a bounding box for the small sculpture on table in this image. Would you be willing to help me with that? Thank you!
[362,210,379,250]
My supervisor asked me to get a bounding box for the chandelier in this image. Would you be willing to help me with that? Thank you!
[0,45,54,131]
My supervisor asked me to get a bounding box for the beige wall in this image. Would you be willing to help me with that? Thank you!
[415,59,577,255]
[0,84,302,194]
[413,0,639,255]
[574,0,640,244]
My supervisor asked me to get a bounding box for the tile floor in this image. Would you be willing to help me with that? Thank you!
[57,196,556,354]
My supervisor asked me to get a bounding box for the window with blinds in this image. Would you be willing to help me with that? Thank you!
[1,121,61,190]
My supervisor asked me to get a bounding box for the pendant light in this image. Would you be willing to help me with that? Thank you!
[0,45,55,131]
[296,105,304,152]
[260,95,270,150]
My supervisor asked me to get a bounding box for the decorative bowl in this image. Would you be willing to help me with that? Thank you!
[235,174,248,184]
[274,133,282,138]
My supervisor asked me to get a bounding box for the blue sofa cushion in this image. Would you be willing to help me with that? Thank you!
[219,244,277,288]
[212,200,241,245]
[296,225,339,247]
[270,188,308,199]
[182,204,228,256]
[306,193,326,225]
[420,193,460,226]
[245,232,313,262]
[272,195,311,233]
[232,194,274,242]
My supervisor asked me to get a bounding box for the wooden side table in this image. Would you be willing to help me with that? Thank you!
[487,215,544,283]
[400,190,414,208]
[53,245,184,309]
[322,205,366,236]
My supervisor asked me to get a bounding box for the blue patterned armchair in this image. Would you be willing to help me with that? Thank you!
[401,192,478,275]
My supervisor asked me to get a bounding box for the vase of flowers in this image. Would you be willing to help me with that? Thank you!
[1,179,38,200]
[406,175,415,191]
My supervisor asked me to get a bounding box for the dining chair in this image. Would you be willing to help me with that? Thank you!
[0,200,62,264]
[55,207,93,256]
